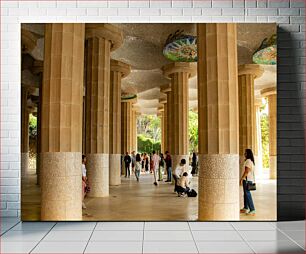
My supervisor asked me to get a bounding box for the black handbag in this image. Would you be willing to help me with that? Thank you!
[246,182,256,191]
[246,170,256,191]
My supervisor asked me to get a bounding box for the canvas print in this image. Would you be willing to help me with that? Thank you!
[20,23,277,221]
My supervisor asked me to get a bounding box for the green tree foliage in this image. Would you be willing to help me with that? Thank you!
[29,114,37,139]
[260,103,270,168]
[189,110,198,153]
[137,115,161,153]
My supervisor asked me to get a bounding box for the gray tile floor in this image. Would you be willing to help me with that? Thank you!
[0,218,304,253]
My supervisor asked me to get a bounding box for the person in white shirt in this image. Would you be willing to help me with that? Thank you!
[151,150,160,186]
[82,155,87,209]
[177,172,190,197]
[240,149,256,216]
[173,159,186,192]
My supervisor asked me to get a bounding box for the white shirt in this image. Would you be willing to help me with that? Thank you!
[82,164,87,177]
[152,154,160,170]
[174,165,185,178]
[244,159,254,182]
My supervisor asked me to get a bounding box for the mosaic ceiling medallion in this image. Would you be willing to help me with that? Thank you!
[253,34,277,65]
[163,31,197,62]
[121,92,137,100]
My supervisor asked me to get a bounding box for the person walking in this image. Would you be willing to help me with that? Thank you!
[152,150,160,186]
[173,159,186,192]
[124,152,131,178]
[240,148,256,216]
[164,151,172,182]
[191,152,198,176]
[158,153,165,181]
[135,153,141,182]
[144,153,149,173]
[131,151,136,175]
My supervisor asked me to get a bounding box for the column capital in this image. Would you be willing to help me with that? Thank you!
[21,28,40,53]
[162,62,196,78]
[85,24,123,51]
[158,104,164,112]
[110,59,131,78]
[261,87,277,97]
[122,97,137,104]
[238,64,264,79]
[159,98,167,104]
[254,98,262,107]
[160,83,171,93]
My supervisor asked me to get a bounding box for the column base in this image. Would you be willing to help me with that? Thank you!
[198,154,239,221]
[41,152,82,221]
[21,152,29,177]
[109,154,121,186]
[269,155,277,179]
[87,153,109,197]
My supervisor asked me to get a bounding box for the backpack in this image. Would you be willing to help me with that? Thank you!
[187,189,197,197]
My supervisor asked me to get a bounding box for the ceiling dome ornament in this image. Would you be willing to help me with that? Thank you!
[121,92,137,101]
[252,34,277,65]
[163,30,197,62]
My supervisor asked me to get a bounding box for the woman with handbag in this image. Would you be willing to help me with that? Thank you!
[240,149,256,216]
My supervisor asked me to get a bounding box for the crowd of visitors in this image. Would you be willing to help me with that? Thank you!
[81,148,256,214]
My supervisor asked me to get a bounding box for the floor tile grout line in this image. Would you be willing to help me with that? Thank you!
[276,227,305,251]
[83,222,98,254]
[187,221,200,254]
[0,220,21,236]
[142,221,145,254]
[29,222,57,254]
[230,222,256,254]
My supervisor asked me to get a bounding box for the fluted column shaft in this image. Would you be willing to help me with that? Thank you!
[238,64,263,175]
[268,93,277,179]
[121,101,133,154]
[85,35,111,197]
[21,87,29,177]
[41,24,85,220]
[254,101,263,178]
[197,23,239,220]
[165,91,172,154]
[171,72,189,168]
[163,103,168,153]
[131,109,137,152]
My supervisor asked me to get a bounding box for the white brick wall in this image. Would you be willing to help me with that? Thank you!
[0,0,305,218]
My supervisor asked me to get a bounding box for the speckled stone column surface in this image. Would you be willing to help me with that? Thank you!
[21,87,29,177]
[262,88,277,179]
[85,24,123,196]
[238,64,263,176]
[109,59,130,186]
[162,63,195,170]
[41,24,85,220]
[197,24,239,220]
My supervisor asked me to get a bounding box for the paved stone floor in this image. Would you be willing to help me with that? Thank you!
[1,219,304,253]
[21,171,276,221]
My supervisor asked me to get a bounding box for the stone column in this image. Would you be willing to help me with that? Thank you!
[85,24,123,197]
[160,85,171,154]
[238,64,264,175]
[261,88,277,179]
[21,87,29,177]
[109,60,130,186]
[41,24,85,220]
[121,100,135,155]
[162,63,195,169]
[157,105,165,153]
[197,23,239,220]
[131,109,137,152]
[159,98,167,153]
[254,98,263,179]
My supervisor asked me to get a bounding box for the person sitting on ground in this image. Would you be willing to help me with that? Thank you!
[173,159,186,193]
[176,172,190,197]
